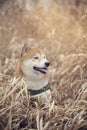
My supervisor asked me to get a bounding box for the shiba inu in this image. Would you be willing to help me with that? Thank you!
[15,44,51,106]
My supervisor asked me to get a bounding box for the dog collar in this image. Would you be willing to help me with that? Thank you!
[28,84,51,96]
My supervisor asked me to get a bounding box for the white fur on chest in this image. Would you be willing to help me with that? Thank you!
[25,80,51,106]
[31,89,51,107]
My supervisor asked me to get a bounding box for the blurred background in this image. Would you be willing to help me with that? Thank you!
[0,1,87,130]
[0,0,87,58]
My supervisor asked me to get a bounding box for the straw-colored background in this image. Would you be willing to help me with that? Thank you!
[0,0,87,130]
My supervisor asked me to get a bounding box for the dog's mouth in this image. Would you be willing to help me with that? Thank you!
[33,66,49,74]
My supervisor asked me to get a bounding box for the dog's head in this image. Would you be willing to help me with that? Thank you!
[16,44,50,80]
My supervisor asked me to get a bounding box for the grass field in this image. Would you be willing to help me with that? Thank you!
[0,1,87,130]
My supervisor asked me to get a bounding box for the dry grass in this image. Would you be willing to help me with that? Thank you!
[0,1,87,130]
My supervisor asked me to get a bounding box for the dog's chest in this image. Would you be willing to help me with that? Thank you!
[26,81,51,106]
[31,89,51,106]
[25,77,51,106]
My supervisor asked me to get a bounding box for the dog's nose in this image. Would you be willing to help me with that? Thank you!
[45,62,50,67]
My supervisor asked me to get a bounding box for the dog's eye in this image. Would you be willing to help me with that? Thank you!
[34,56,38,59]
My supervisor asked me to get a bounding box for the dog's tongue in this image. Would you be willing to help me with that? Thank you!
[40,68,49,74]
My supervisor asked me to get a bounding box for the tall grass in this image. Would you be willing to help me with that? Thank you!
[0,1,87,130]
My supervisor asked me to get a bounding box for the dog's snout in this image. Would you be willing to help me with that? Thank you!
[45,62,50,67]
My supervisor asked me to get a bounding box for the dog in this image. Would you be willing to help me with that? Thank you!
[15,44,51,107]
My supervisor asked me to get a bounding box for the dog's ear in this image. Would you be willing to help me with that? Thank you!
[21,43,30,57]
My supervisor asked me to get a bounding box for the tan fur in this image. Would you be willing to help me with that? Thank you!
[15,43,51,106]
[16,45,48,78]
[15,60,22,78]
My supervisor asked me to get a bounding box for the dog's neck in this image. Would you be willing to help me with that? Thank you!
[24,76,49,90]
